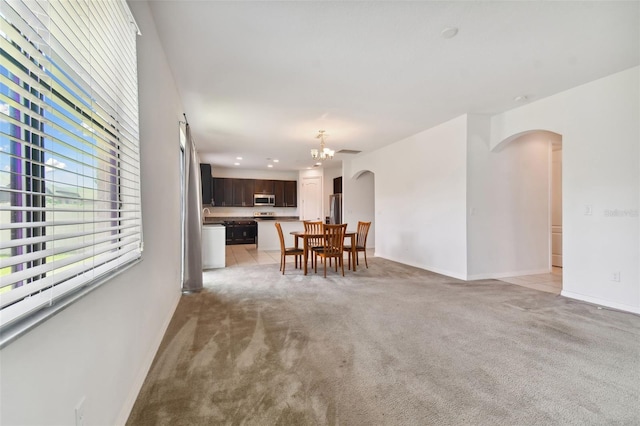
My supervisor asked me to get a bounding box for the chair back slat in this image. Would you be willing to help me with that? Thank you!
[322,223,347,255]
[356,221,371,248]
[304,220,323,247]
[275,222,286,251]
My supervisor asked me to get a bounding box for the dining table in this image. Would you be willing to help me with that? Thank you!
[290,230,357,275]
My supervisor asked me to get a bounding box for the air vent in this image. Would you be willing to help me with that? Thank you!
[337,149,361,154]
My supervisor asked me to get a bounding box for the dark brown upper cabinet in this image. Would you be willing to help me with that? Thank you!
[275,180,297,207]
[200,164,213,205]
[254,179,274,194]
[232,179,254,207]
[333,176,342,194]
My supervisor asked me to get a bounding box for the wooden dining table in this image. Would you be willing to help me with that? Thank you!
[290,230,357,275]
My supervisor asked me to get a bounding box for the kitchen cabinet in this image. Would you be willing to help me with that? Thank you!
[254,179,274,194]
[212,178,295,207]
[274,180,297,207]
[333,176,342,194]
[232,179,254,207]
[212,177,233,206]
[225,220,257,245]
[200,164,213,205]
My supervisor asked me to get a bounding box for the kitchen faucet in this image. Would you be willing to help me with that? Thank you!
[202,207,211,217]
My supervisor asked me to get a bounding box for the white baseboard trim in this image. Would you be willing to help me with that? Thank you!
[377,254,467,281]
[560,290,640,315]
[467,268,551,281]
[114,291,181,425]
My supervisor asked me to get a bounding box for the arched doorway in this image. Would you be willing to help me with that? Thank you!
[493,130,563,294]
[346,170,375,249]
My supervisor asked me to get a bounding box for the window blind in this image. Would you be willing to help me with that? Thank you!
[0,0,141,343]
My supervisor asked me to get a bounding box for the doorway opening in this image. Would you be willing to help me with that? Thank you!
[349,169,375,252]
[494,131,563,294]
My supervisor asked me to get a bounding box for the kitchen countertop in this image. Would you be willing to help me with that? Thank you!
[203,216,300,225]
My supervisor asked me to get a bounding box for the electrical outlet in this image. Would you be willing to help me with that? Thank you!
[584,204,593,216]
[611,272,621,282]
[75,397,85,426]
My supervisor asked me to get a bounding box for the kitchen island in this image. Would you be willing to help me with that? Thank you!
[202,216,303,251]
[202,223,225,268]
[256,219,303,251]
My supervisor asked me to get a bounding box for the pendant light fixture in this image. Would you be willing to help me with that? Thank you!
[311,130,334,161]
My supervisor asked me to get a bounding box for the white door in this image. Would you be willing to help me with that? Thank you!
[551,148,562,267]
[301,176,322,221]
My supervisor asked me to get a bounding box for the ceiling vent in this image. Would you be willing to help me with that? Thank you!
[337,149,361,155]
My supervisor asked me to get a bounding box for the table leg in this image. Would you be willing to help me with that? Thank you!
[293,234,302,270]
[351,234,357,272]
[303,235,309,275]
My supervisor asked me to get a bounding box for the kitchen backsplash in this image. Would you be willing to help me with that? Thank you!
[202,206,299,218]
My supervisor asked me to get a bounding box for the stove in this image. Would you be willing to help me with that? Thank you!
[253,211,276,220]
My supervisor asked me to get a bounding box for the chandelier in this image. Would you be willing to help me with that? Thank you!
[311,130,335,161]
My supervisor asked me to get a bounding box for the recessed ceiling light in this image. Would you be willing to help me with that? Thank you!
[315,162,322,166]
[267,164,273,168]
[273,159,279,163]
[441,27,458,39]
[234,162,240,166]
[236,157,243,160]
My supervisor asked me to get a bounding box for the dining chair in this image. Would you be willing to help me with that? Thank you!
[303,220,324,268]
[314,223,347,278]
[275,222,303,274]
[344,221,371,269]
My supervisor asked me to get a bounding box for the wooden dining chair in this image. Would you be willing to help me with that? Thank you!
[314,223,347,278]
[344,221,371,269]
[303,220,323,268]
[275,222,303,274]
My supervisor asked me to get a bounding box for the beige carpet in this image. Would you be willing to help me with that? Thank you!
[127,258,640,425]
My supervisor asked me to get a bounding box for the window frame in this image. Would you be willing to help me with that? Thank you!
[0,0,142,348]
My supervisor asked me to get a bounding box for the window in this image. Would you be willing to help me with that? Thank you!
[0,0,141,346]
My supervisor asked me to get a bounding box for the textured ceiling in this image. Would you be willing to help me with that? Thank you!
[147,1,639,171]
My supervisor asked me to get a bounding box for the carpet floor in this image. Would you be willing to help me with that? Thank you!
[127,257,640,425]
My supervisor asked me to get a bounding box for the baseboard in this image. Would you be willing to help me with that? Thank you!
[467,268,551,281]
[114,291,181,425]
[377,254,468,281]
[560,290,640,315]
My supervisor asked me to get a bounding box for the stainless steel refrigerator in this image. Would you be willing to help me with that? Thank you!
[329,194,342,224]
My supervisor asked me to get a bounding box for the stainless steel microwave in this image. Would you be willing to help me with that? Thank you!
[254,194,275,206]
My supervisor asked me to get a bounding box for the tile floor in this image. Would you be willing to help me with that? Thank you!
[498,267,563,294]
[224,244,374,269]
[225,244,281,267]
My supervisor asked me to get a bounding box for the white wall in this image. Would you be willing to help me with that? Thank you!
[0,2,184,424]
[343,170,375,247]
[466,115,555,279]
[491,66,640,313]
[346,115,468,279]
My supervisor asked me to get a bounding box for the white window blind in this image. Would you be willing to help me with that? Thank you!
[0,0,141,345]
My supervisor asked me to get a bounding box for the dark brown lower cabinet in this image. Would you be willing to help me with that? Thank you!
[224,221,257,245]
